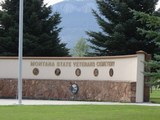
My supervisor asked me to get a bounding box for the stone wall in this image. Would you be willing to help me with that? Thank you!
[0,79,143,102]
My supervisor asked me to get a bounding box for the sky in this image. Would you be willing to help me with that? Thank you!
[0,0,63,10]
[156,0,160,10]
[0,0,160,10]
[44,0,63,6]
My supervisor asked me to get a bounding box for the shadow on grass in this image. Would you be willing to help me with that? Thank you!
[150,89,160,104]
[150,98,160,104]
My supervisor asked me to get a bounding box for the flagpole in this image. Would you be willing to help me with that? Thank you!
[18,0,23,105]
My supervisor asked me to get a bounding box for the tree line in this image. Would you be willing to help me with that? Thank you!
[0,0,159,57]
[0,0,69,56]
[0,0,160,87]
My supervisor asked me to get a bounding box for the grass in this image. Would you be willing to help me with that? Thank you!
[0,105,160,120]
[150,89,160,103]
[0,89,159,120]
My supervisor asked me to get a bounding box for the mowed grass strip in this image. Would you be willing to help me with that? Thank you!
[0,105,160,120]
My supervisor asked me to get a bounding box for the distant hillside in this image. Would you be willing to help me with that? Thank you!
[52,0,100,49]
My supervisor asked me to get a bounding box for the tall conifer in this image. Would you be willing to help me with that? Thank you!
[134,10,160,87]
[0,0,69,56]
[87,0,158,56]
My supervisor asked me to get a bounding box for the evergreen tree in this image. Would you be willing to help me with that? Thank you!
[134,10,160,87]
[0,0,69,56]
[87,0,158,56]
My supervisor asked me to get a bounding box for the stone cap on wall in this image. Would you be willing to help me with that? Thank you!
[0,51,149,60]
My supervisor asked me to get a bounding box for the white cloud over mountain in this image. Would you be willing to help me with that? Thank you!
[0,0,64,9]
[44,0,64,6]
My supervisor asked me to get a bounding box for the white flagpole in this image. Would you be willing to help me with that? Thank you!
[18,0,23,105]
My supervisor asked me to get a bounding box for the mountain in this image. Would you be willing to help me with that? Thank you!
[52,0,100,49]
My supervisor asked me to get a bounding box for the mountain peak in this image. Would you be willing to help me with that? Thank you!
[52,0,99,49]
[53,0,96,14]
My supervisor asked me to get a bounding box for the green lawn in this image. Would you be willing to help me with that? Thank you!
[150,89,160,103]
[0,89,159,120]
[0,105,160,120]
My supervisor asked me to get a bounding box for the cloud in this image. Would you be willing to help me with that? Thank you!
[0,0,64,10]
[0,0,4,10]
[44,0,64,6]
[156,0,160,10]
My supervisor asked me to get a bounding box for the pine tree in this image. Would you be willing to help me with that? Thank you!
[133,10,160,87]
[0,0,69,56]
[87,0,158,56]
